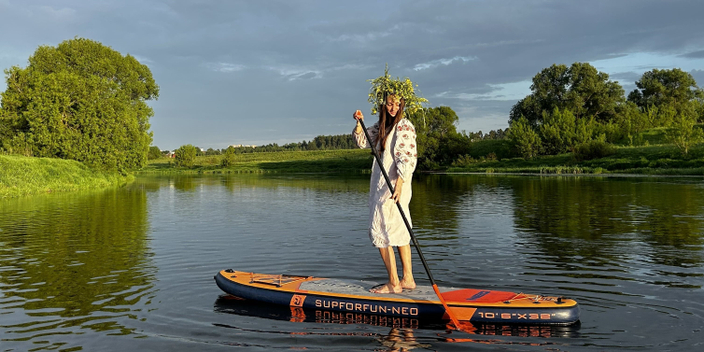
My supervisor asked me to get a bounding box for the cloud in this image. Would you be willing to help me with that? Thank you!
[679,50,704,59]
[204,62,246,73]
[267,67,322,81]
[131,55,154,65]
[435,81,531,102]
[592,52,704,76]
[413,56,477,71]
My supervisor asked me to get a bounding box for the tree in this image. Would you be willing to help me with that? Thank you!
[221,146,236,166]
[408,106,468,168]
[539,108,595,154]
[174,144,197,168]
[508,116,542,159]
[509,63,624,126]
[628,68,703,111]
[0,38,159,173]
[664,103,703,155]
[148,146,162,160]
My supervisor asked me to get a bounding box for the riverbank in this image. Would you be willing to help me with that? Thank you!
[0,155,133,199]
[137,149,373,174]
[447,143,704,175]
[4,142,704,199]
[139,142,704,177]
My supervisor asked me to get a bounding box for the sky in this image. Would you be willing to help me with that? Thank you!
[2,0,704,151]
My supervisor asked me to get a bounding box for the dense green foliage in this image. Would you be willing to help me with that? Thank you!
[510,63,624,126]
[148,146,162,160]
[506,116,541,159]
[0,155,131,198]
[407,106,472,169]
[628,68,704,112]
[507,64,704,159]
[220,146,236,166]
[174,144,197,168]
[0,38,159,173]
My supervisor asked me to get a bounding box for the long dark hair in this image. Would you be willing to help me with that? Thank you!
[376,97,405,151]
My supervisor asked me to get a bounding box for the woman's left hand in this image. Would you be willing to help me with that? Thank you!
[391,178,404,203]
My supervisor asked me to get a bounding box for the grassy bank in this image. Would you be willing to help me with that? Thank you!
[138,149,374,174]
[139,142,704,176]
[447,143,704,175]
[0,155,133,199]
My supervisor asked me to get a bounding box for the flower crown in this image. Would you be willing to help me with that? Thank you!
[367,65,428,115]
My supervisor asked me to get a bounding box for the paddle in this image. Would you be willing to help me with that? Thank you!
[355,114,462,330]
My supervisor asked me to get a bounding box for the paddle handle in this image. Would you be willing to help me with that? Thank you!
[356,117,461,329]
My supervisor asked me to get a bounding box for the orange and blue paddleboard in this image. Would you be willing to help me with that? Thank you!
[214,269,580,325]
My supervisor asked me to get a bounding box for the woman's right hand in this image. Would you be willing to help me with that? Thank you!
[353,110,364,121]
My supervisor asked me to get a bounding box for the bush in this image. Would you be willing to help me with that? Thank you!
[573,137,616,161]
[508,116,542,159]
[174,144,197,168]
[148,146,162,160]
[451,154,476,167]
[221,146,237,167]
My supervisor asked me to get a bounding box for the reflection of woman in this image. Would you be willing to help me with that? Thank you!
[353,92,418,294]
[379,328,428,351]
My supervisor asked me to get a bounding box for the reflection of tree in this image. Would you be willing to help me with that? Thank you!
[172,175,199,192]
[0,188,153,337]
[511,177,704,272]
[411,175,463,238]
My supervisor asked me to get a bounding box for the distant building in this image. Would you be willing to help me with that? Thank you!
[229,144,257,148]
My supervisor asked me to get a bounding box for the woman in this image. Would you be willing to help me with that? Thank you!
[353,93,418,294]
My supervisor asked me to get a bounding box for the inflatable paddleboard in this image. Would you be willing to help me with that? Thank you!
[214,269,580,325]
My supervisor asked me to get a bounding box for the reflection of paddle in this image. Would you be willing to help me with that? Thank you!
[356,114,462,330]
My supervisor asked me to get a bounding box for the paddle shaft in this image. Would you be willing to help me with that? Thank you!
[357,118,461,328]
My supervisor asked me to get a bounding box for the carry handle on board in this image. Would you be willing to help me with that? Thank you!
[356,115,462,329]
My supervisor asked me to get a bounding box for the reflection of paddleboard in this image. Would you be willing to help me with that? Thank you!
[214,269,580,325]
[213,295,582,338]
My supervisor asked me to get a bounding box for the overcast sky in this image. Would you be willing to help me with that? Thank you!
[2,0,704,150]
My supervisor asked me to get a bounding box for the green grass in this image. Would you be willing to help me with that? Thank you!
[0,155,132,199]
[447,143,704,175]
[138,149,374,174]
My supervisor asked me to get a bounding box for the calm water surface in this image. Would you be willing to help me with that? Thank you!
[1,174,703,351]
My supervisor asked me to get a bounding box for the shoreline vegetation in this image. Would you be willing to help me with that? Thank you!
[3,138,704,199]
[138,149,374,175]
[136,142,704,176]
[135,126,704,177]
[140,132,704,176]
[0,155,132,199]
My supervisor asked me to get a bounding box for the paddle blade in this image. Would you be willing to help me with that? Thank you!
[432,284,462,330]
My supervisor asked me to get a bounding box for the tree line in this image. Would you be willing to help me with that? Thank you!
[164,134,360,156]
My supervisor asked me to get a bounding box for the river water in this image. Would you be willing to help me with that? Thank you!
[1,174,702,351]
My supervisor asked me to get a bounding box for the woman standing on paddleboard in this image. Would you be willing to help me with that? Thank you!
[352,67,426,294]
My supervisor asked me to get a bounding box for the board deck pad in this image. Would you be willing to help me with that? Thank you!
[299,279,521,304]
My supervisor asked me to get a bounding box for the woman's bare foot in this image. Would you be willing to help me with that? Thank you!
[370,283,403,294]
[400,278,416,290]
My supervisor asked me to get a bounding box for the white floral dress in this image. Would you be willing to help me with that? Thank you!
[353,118,418,248]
